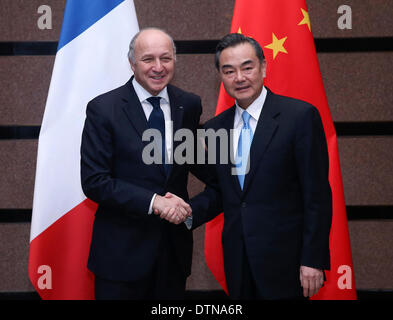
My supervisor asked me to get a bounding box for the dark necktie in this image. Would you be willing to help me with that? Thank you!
[147,97,168,174]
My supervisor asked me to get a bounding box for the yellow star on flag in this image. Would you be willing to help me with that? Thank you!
[264,33,288,60]
[298,8,311,31]
[237,27,242,34]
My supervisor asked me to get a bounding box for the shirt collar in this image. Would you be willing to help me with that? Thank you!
[235,86,267,126]
[132,77,169,104]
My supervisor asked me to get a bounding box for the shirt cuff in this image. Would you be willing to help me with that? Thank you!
[184,215,193,230]
[148,193,157,214]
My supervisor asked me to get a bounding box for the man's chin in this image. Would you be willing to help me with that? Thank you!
[148,81,170,94]
[234,95,254,108]
[147,85,166,96]
[233,92,251,101]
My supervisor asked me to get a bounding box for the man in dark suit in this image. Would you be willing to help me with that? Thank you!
[80,28,205,299]
[187,33,333,299]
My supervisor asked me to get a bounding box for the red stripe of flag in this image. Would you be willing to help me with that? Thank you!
[28,199,97,300]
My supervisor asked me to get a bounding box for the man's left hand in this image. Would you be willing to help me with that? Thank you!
[299,265,324,298]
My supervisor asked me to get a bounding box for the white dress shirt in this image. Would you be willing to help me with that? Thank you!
[232,86,267,158]
[132,78,173,214]
[132,78,173,161]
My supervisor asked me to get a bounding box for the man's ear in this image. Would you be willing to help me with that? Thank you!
[261,60,267,78]
[130,60,136,72]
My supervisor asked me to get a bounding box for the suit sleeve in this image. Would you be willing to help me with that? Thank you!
[179,97,223,229]
[80,99,155,215]
[189,137,223,230]
[189,174,223,230]
[295,106,332,270]
[189,111,224,229]
[188,99,214,185]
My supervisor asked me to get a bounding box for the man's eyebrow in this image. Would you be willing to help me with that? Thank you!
[221,64,234,69]
[240,59,253,67]
[140,51,172,59]
[221,60,254,69]
[140,54,153,59]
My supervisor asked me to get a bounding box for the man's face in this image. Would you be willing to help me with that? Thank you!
[130,30,175,96]
[218,42,266,109]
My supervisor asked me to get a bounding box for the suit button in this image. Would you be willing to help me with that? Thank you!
[241,202,246,208]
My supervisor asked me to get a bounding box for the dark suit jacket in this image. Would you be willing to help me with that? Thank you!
[191,88,332,299]
[81,77,206,282]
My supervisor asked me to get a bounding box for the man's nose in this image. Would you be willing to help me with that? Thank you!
[234,69,245,82]
[152,59,163,72]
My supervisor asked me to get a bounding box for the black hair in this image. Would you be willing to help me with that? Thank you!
[215,33,265,70]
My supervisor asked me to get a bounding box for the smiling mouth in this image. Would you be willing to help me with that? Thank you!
[150,75,165,81]
[235,86,250,92]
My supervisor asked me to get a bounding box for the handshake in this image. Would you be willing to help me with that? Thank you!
[152,192,192,224]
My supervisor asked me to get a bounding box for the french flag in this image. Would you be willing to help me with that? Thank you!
[28,0,139,299]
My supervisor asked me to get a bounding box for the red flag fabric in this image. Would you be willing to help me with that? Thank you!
[205,0,357,299]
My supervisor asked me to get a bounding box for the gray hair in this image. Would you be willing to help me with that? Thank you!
[128,27,177,64]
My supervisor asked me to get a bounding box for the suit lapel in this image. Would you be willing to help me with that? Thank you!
[120,77,149,139]
[218,107,243,196]
[121,77,166,178]
[166,85,185,179]
[241,89,280,196]
[167,85,185,154]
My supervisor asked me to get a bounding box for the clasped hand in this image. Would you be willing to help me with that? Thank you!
[152,192,191,224]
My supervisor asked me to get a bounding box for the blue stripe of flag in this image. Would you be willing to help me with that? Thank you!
[58,0,125,51]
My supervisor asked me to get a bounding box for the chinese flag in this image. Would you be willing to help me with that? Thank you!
[205,0,357,299]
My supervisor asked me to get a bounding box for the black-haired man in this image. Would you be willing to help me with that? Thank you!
[190,33,332,300]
